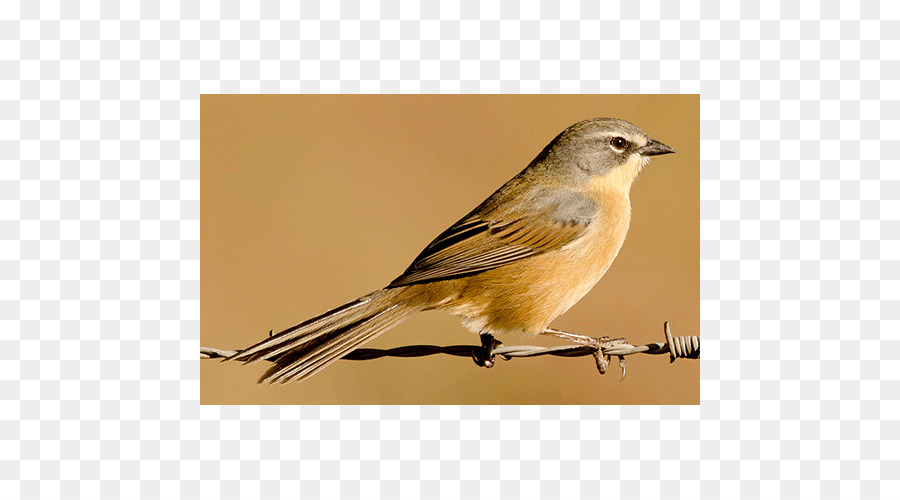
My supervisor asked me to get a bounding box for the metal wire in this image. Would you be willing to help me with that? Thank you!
[202,321,698,381]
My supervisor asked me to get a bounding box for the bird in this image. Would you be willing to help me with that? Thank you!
[227,117,676,384]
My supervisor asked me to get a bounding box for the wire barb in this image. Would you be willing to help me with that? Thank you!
[202,321,698,382]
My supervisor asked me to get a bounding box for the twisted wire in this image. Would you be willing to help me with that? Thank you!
[202,322,698,380]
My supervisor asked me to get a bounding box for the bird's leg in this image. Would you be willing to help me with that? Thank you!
[541,327,604,347]
[472,332,507,368]
[541,327,628,379]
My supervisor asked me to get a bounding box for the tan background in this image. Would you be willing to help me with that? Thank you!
[201,95,699,404]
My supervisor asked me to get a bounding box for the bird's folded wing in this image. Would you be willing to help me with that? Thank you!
[389,189,596,287]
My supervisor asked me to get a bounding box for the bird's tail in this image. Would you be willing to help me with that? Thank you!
[228,287,422,384]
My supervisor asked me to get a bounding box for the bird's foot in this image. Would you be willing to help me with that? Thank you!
[472,333,508,368]
[541,328,628,380]
[590,337,628,380]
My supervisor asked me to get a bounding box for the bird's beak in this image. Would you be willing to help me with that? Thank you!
[638,139,676,156]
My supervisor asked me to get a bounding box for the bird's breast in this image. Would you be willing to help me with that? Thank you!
[543,193,632,317]
[445,191,633,336]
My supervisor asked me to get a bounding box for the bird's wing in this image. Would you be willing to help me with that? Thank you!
[388,188,597,287]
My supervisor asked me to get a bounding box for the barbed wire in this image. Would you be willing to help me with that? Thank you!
[202,321,698,381]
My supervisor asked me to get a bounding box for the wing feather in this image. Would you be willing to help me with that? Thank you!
[388,189,597,287]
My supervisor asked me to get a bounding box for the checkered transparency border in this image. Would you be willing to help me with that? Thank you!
[2,1,898,499]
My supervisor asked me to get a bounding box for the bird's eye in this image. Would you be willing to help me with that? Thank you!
[610,137,627,150]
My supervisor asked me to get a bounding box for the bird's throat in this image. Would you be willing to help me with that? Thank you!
[588,155,645,197]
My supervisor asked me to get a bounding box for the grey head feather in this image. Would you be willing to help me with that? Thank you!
[524,117,652,177]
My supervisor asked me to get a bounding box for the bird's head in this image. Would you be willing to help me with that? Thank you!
[530,117,676,190]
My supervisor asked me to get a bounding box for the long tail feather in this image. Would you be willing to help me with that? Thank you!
[261,304,408,384]
[228,290,385,364]
[228,287,421,384]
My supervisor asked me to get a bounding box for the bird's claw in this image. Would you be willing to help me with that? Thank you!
[589,337,628,381]
[472,333,506,368]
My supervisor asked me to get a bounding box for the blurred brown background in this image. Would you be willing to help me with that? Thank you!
[201,95,699,404]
